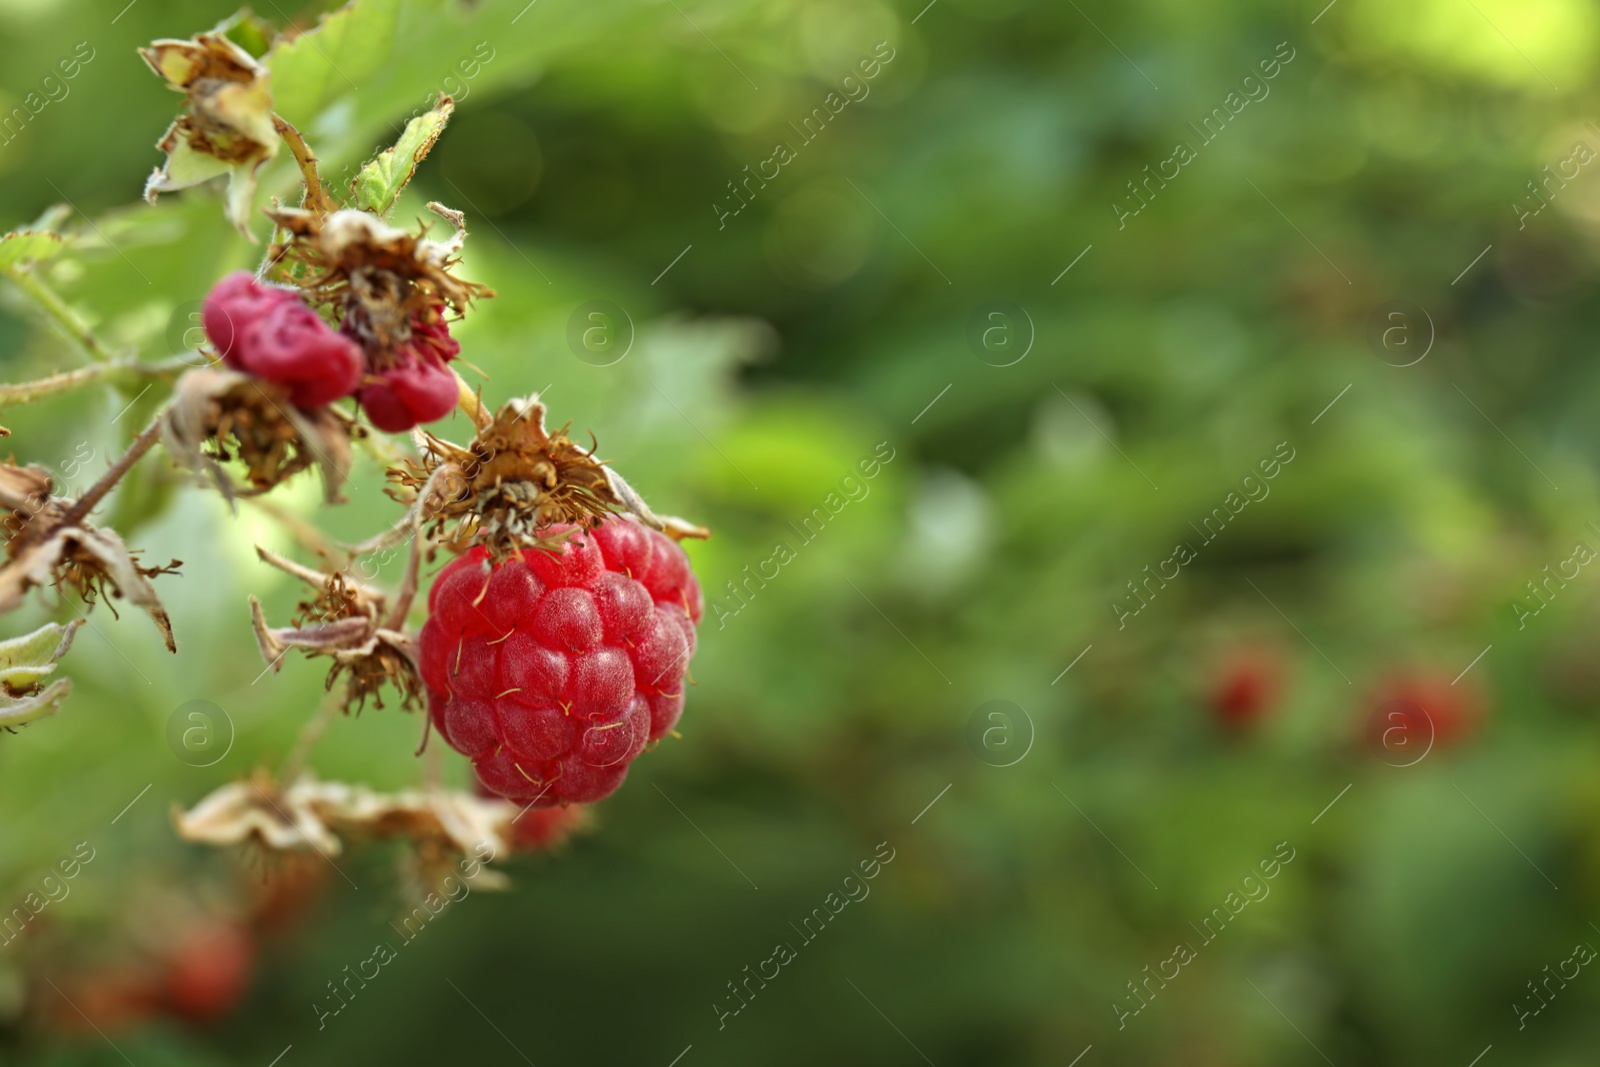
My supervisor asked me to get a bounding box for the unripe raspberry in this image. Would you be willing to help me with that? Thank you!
[351,312,462,432]
[419,519,702,806]
[201,270,362,408]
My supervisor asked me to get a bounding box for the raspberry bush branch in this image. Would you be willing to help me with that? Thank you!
[0,358,191,408]
[1,257,124,366]
[60,412,168,528]
[270,113,338,218]
[0,5,708,894]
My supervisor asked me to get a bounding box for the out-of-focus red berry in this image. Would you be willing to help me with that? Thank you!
[509,804,589,851]
[163,922,255,1024]
[1210,649,1283,731]
[1365,672,1480,758]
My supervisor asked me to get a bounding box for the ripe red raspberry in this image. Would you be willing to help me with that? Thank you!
[163,921,255,1023]
[1364,672,1481,757]
[419,519,702,806]
[1209,649,1283,731]
[350,311,462,432]
[201,271,363,408]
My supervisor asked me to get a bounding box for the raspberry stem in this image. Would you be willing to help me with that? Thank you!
[60,411,166,526]
[270,114,338,221]
[243,497,347,564]
[279,697,341,784]
[1,265,124,365]
[0,356,198,407]
[455,371,492,431]
[0,364,112,404]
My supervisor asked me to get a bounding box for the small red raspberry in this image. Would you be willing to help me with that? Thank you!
[350,311,462,432]
[163,921,255,1024]
[1365,672,1480,756]
[201,271,363,408]
[1210,649,1283,731]
[419,519,702,806]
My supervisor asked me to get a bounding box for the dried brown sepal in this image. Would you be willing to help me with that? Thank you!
[139,31,278,237]
[175,770,341,855]
[163,367,355,503]
[249,543,421,713]
[261,206,491,369]
[176,774,514,885]
[391,396,708,562]
[0,461,179,652]
[308,778,513,890]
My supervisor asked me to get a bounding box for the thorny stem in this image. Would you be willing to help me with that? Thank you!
[0,364,112,405]
[61,411,166,526]
[280,697,342,784]
[355,419,412,470]
[1,266,122,365]
[0,355,199,408]
[244,497,348,565]
[455,372,492,431]
[271,114,337,218]
[423,729,442,787]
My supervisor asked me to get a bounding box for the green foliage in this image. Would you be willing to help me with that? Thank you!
[0,0,1596,1065]
[265,0,403,127]
[351,95,454,215]
[0,620,80,727]
[0,230,65,272]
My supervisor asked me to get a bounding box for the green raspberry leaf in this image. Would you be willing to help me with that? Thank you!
[0,230,67,272]
[352,94,455,216]
[217,9,278,59]
[266,0,401,127]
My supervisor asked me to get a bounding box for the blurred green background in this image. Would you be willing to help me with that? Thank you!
[0,0,1598,1063]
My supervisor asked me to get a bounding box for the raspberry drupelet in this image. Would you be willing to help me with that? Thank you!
[201,271,363,408]
[418,518,702,806]
[348,307,463,433]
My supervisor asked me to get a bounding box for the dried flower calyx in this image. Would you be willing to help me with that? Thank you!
[248,546,420,712]
[265,206,489,349]
[140,28,277,237]
[393,395,709,562]
[163,367,355,502]
[0,461,178,652]
[263,206,492,432]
